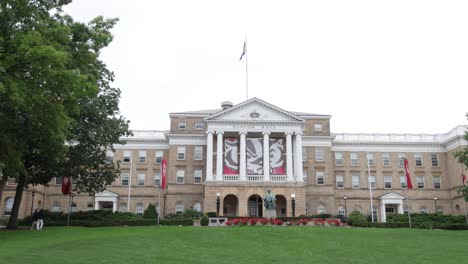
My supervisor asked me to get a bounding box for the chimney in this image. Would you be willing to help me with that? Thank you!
[221,101,233,110]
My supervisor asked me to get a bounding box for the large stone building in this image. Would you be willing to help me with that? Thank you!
[2,98,467,222]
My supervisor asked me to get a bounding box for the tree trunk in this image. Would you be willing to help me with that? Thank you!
[0,180,6,207]
[6,174,25,229]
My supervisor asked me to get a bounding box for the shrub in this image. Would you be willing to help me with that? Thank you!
[182,209,202,219]
[143,204,158,219]
[206,212,218,217]
[200,215,209,226]
[346,210,368,227]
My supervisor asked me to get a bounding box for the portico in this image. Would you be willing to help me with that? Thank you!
[379,193,405,222]
[204,99,305,183]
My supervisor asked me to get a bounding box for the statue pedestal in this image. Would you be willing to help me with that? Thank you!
[264,209,276,219]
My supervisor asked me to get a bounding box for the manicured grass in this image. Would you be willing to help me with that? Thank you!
[0,226,467,264]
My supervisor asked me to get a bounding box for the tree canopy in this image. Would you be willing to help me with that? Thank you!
[0,0,130,228]
[454,130,468,202]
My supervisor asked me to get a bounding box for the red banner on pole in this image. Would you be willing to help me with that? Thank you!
[404,158,413,189]
[161,158,167,190]
[61,177,72,194]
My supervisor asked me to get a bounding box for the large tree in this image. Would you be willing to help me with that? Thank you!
[0,0,129,229]
[454,130,468,202]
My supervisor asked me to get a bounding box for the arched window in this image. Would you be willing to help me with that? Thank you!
[119,203,128,212]
[4,197,14,216]
[71,203,77,212]
[337,206,345,216]
[420,207,428,214]
[175,201,184,214]
[136,203,144,216]
[371,206,378,220]
[86,203,94,211]
[436,207,444,214]
[193,202,201,213]
[52,201,61,212]
[318,204,327,214]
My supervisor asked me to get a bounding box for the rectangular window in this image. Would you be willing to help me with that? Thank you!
[137,173,145,186]
[121,173,129,186]
[176,169,185,184]
[194,169,202,184]
[415,153,423,167]
[335,152,343,166]
[350,153,358,166]
[417,176,425,189]
[155,151,163,164]
[382,153,390,167]
[398,153,406,167]
[316,171,325,185]
[55,177,62,185]
[106,150,114,162]
[433,176,441,189]
[314,123,323,131]
[400,176,407,189]
[154,173,161,186]
[384,176,392,189]
[369,175,376,189]
[336,175,344,188]
[123,151,131,163]
[194,146,203,160]
[139,151,146,163]
[352,175,360,189]
[315,148,324,162]
[195,122,204,130]
[177,146,186,160]
[303,169,308,182]
[302,147,307,162]
[367,153,374,166]
[431,154,439,167]
[178,122,186,129]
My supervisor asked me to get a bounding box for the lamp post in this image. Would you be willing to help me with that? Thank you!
[344,195,347,218]
[30,191,36,216]
[434,197,438,213]
[291,193,296,217]
[216,192,221,217]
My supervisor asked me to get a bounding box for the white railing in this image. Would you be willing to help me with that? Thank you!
[6,178,17,186]
[270,175,287,183]
[247,175,263,182]
[223,175,239,182]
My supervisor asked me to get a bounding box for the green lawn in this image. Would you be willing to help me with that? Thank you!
[0,226,467,264]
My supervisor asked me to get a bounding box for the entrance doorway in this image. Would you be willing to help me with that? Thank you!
[101,202,114,211]
[275,195,287,217]
[385,204,398,215]
[223,195,239,216]
[248,195,263,217]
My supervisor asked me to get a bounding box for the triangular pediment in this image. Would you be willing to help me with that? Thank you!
[205,98,304,123]
[379,192,405,200]
[95,190,118,197]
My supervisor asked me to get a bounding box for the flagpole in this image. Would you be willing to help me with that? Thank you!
[157,185,161,226]
[367,153,374,223]
[406,187,412,228]
[245,36,249,100]
[127,153,133,212]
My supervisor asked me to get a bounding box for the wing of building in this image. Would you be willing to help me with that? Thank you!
[2,98,467,222]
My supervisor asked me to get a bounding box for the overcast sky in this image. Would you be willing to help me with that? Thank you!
[64,0,468,134]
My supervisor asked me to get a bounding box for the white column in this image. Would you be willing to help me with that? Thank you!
[206,131,214,181]
[381,202,386,222]
[397,202,403,214]
[295,132,304,182]
[216,131,224,181]
[239,132,247,181]
[112,199,117,212]
[286,132,294,182]
[263,132,270,182]
[94,200,99,210]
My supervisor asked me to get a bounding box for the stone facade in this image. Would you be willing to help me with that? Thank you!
[2,98,468,222]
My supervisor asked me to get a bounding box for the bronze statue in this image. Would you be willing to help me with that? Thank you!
[263,189,276,210]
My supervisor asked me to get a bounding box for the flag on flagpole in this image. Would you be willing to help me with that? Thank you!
[61,177,72,195]
[462,174,467,186]
[161,158,167,190]
[239,40,246,61]
[404,158,413,189]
